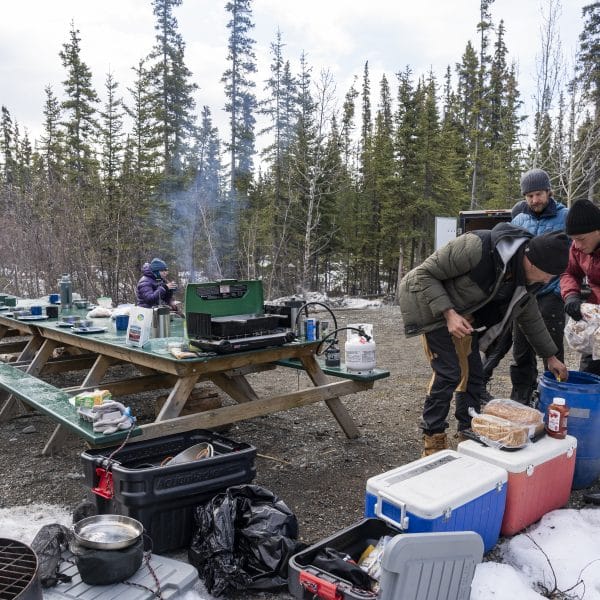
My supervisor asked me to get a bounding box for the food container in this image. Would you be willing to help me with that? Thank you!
[458,435,577,535]
[364,450,507,552]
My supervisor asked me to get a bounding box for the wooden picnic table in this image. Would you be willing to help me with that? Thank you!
[0,308,389,454]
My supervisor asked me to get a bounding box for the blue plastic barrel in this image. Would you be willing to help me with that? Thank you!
[537,370,600,489]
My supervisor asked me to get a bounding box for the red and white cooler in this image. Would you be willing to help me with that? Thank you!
[457,434,577,536]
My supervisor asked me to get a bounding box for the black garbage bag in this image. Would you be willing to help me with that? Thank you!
[188,484,305,596]
[30,524,72,588]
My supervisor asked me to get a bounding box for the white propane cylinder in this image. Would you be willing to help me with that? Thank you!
[345,323,376,373]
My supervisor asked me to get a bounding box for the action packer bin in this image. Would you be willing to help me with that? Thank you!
[458,434,577,536]
[364,450,508,552]
[288,518,484,600]
[81,429,256,553]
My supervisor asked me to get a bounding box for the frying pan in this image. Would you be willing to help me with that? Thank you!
[72,514,143,550]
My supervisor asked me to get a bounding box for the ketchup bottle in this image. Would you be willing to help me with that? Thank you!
[546,397,569,439]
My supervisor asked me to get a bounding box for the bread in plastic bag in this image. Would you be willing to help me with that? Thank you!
[469,410,530,449]
[482,398,544,437]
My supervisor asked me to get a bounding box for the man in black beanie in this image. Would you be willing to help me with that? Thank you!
[561,199,600,374]
[399,223,569,456]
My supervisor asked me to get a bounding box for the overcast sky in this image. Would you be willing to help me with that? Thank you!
[0,0,588,145]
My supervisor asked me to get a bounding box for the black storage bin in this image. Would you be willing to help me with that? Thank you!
[81,429,256,553]
[288,518,394,600]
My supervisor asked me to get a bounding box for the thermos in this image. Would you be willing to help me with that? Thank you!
[59,274,72,310]
[152,306,171,338]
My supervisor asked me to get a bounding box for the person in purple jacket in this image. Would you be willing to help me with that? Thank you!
[136,258,178,310]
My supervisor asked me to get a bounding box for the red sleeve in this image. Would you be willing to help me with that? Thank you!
[560,247,584,300]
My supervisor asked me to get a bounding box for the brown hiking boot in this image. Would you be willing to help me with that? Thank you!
[422,433,448,457]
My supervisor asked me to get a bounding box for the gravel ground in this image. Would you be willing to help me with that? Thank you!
[1,303,599,599]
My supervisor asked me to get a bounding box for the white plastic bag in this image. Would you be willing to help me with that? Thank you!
[564,302,600,359]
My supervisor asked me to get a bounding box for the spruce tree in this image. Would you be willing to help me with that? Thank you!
[222,0,257,197]
[59,22,100,187]
[39,86,65,185]
[147,0,197,199]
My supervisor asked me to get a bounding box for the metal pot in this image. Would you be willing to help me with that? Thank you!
[71,515,143,550]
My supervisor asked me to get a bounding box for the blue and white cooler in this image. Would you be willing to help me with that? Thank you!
[364,450,507,552]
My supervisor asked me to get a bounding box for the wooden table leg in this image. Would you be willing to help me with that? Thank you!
[45,354,120,455]
[155,375,200,421]
[300,354,360,439]
[210,372,259,403]
[18,335,45,364]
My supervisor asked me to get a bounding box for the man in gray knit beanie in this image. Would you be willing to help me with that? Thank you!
[481,167,568,405]
[520,168,551,196]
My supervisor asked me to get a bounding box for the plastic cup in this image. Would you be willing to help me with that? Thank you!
[115,314,130,331]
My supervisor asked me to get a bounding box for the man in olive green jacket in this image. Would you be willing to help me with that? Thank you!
[399,223,569,456]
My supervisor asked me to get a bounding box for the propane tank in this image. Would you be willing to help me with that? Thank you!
[59,274,72,311]
[345,323,376,373]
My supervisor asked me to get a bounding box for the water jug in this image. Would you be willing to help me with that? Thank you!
[151,306,171,338]
[59,274,72,310]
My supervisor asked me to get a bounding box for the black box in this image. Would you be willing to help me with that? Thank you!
[81,430,256,553]
[288,518,394,600]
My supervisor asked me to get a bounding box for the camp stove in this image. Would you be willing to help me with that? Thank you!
[185,279,295,353]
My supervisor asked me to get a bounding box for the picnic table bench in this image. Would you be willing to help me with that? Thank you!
[0,362,140,452]
[275,357,390,381]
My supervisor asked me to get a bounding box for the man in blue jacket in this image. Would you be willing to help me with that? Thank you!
[509,168,568,404]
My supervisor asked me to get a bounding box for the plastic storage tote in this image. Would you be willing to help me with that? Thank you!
[457,435,576,535]
[288,518,483,600]
[537,370,600,489]
[81,429,256,552]
[364,450,507,552]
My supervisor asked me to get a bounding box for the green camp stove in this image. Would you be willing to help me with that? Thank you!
[184,279,295,353]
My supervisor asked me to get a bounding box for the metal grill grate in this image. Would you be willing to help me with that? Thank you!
[0,538,37,600]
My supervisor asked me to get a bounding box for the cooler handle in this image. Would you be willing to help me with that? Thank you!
[299,569,342,600]
[375,491,409,529]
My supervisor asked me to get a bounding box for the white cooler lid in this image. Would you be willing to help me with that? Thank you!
[366,450,507,519]
[457,434,577,472]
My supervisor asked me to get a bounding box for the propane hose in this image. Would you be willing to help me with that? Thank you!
[315,326,371,355]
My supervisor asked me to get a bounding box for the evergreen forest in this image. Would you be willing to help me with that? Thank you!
[1,0,599,303]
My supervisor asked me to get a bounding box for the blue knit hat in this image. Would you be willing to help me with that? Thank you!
[149,258,168,273]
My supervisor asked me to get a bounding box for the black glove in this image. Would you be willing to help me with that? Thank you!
[564,296,583,321]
